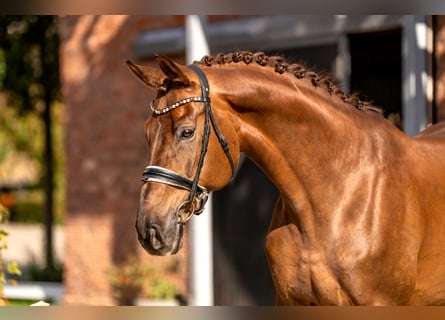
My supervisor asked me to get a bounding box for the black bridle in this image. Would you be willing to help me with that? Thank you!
[142,64,235,224]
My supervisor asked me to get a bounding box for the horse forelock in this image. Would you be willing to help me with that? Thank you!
[197,51,383,115]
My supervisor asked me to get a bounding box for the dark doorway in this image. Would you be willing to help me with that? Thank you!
[348,28,403,128]
[275,43,338,76]
[213,158,278,305]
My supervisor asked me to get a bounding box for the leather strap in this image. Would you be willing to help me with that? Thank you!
[142,166,208,194]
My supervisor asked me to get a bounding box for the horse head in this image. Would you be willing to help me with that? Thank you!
[127,56,239,255]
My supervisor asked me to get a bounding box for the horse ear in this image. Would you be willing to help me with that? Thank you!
[156,55,191,86]
[126,60,165,89]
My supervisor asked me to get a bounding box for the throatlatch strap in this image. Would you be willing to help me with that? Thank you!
[187,64,236,177]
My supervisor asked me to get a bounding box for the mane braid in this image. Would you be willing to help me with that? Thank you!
[198,51,383,115]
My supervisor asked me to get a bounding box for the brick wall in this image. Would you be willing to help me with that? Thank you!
[435,15,445,122]
[59,15,189,305]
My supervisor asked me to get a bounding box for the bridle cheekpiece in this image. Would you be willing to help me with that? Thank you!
[142,64,235,224]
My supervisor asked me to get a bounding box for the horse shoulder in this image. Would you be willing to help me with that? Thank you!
[265,197,314,305]
[265,197,358,305]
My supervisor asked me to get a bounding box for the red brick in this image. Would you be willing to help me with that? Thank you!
[60,15,189,305]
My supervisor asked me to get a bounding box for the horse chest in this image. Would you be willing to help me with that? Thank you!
[265,209,416,305]
[266,236,356,305]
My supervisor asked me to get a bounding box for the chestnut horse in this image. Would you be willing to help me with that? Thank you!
[127,51,445,305]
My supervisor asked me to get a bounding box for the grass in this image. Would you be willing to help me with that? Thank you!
[7,299,39,306]
[7,299,53,306]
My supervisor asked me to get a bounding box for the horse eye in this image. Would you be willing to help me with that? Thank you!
[179,128,195,140]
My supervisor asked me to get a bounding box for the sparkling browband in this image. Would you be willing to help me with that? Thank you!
[150,96,210,116]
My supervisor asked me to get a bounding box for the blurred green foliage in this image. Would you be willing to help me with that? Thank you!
[0,201,22,304]
[0,16,60,112]
[0,15,62,274]
[109,256,179,305]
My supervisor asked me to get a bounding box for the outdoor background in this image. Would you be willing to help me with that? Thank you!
[0,15,444,305]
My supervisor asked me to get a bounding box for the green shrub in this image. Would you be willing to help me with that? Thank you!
[108,256,179,305]
[29,263,63,282]
[150,278,177,300]
[0,201,22,304]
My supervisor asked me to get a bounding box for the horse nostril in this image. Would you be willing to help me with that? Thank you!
[147,224,164,250]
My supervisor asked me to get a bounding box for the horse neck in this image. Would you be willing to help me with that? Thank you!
[236,87,358,195]
[214,66,401,223]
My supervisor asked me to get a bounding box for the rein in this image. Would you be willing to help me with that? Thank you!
[142,64,235,224]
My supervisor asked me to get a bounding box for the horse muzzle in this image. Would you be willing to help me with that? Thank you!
[136,213,184,256]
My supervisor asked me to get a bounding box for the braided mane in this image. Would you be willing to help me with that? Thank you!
[197,51,382,114]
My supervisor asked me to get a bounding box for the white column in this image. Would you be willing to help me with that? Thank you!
[402,15,433,136]
[185,15,214,306]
